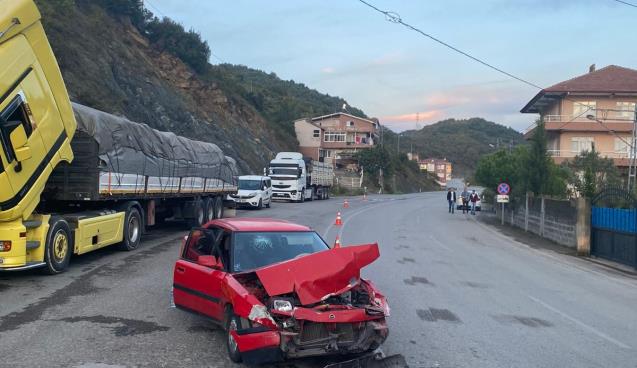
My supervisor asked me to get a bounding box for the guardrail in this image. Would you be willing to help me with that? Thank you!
[547,150,630,158]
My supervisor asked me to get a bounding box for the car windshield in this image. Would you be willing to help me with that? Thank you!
[232,231,329,272]
[238,179,261,190]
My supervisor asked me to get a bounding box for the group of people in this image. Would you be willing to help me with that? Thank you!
[446,188,479,215]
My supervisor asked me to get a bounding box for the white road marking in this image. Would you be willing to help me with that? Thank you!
[528,295,631,350]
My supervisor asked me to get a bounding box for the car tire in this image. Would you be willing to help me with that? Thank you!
[265,199,271,208]
[257,199,263,210]
[43,217,72,275]
[225,310,242,363]
[119,206,142,251]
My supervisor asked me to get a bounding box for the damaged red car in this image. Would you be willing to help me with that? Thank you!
[172,218,389,365]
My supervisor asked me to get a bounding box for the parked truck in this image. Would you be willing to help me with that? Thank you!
[268,152,334,202]
[0,0,238,273]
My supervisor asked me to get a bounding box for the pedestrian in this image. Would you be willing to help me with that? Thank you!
[469,190,479,215]
[461,192,469,214]
[446,188,457,213]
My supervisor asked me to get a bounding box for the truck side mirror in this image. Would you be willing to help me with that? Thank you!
[9,123,32,162]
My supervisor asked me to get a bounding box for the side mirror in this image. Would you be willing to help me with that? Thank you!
[9,124,31,162]
[197,255,222,270]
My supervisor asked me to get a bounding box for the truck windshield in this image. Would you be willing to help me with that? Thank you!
[238,179,262,190]
[269,167,299,177]
[232,231,329,272]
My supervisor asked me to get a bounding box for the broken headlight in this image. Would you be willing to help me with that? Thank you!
[272,299,293,312]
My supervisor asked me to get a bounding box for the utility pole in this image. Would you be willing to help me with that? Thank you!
[627,105,637,192]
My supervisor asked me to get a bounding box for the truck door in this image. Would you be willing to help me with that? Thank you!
[0,35,64,212]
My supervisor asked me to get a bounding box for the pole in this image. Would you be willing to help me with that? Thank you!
[628,105,637,193]
[501,202,504,225]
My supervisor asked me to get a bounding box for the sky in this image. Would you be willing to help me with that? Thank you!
[149,0,636,132]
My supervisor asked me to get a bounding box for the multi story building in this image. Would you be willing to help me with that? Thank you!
[294,113,380,169]
[419,158,452,186]
[521,65,637,168]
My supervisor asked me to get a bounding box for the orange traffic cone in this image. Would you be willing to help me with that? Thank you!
[343,199,349,208]
[333,235,341,248]
[335,212,343,226]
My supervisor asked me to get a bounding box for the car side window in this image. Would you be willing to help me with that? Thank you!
[183,228,220,262]
[265,179,271,188]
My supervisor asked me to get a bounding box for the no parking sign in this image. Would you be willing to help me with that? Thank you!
[497,182,511,195]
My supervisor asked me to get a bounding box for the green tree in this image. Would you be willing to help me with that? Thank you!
[526,119,552,194]
[564,148,621,198]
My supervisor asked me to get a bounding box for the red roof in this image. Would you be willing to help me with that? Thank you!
[209,218,311,232]
[521,65,637,113]
[544,65,637,93]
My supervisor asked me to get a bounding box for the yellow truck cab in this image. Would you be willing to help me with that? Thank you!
[0,0,238,273]
[0,0,76,272]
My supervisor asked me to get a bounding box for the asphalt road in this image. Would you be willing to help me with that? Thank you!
[1,193,637,368]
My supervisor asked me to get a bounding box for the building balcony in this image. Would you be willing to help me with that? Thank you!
[524,112,635,138]
[547,149,631,166]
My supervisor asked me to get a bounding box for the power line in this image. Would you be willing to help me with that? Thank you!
[355,0,621,136]
[612,0,637,8]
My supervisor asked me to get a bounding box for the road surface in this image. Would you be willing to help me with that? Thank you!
[1,193,636,367]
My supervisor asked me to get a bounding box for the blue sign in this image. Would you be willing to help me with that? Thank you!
[497,182,511,195]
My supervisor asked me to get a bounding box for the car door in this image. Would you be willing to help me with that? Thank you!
[173,227,227,321]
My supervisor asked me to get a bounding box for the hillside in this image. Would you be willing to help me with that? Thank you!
[34,0,366,173]
[390,118,525,177]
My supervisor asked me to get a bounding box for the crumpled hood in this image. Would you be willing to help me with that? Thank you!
[254,243,380,305]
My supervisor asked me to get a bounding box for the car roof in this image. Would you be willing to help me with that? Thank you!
[238,175,269,180]
[207,218,311,232]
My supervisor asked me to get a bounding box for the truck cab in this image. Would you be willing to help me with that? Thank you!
[268,152,309,202]
[0,0,76,270]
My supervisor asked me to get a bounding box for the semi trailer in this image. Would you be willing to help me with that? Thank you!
[0,0,237,273]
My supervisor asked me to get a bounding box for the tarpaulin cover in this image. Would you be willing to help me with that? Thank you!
[71,103,238,181]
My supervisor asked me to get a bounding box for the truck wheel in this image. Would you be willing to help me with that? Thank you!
[225,309,242,363]
[119,207,142,251]
[205,197,215,223]
[308,188,314,201]
[299,190,305,203]
[214,197,224,219]
[188,200,205,228]
[43,217,72,274]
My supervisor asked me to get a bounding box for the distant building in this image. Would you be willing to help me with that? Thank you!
[407,152,420,162]
[521,65,637,168]
[419,158,452,186]
[294,113,380,169]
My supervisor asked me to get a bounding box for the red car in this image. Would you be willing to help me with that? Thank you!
[172,218,389,365]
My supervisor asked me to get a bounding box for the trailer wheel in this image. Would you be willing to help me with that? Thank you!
[188,200,206,228]
[119,207,142,251]
[205,197,215,223]
[214,196,224,219]
[43,217,72,274]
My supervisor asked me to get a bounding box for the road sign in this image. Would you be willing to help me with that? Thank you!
[496,194,510,203]
[497,182,511,195]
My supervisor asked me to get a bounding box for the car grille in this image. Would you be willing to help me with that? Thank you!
[300,322,356,343]
[273,184,291,189]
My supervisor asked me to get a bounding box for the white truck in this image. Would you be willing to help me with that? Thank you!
[268,152,334,202]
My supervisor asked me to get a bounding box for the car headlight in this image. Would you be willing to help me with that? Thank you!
[272,299,293,312]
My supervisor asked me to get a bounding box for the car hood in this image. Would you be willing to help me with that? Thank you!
[236,189,259,195]
[254,244,380,305]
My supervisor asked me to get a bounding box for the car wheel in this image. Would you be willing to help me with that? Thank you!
[226,310,242,363]
[265,199,271,208]
[257,199,263,210]
[119,206,142,251]
[43,217,72,274]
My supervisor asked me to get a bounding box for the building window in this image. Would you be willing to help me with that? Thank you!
[573,101,596,118]
[616,102,636,120]
[614,137,632,156]
[571,137,594,154]
[319,149,331,158]
[312,129,320,138]
[324,132,346,142]
[346,121,354,127]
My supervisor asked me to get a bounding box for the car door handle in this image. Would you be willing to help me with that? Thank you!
[176,266,186,273]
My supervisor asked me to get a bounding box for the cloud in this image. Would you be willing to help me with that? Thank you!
[321,67,335,74]
[382,110,444,123]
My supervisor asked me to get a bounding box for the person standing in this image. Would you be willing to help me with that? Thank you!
[461,191,468,214]
[446,188,457,213]
[469,190,479,215]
